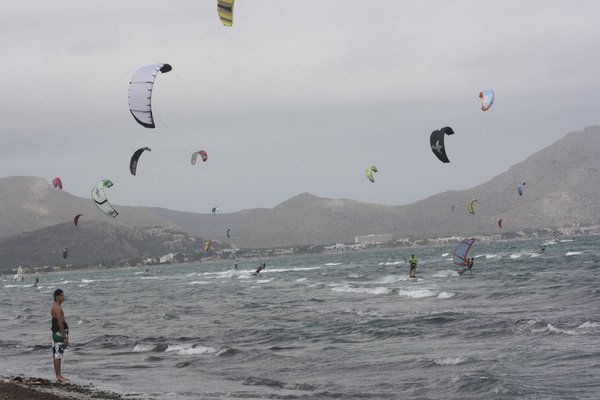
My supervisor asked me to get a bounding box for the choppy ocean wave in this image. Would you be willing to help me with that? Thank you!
[1,236,599,399]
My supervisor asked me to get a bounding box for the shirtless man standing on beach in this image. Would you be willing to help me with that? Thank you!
[51,289,69,383]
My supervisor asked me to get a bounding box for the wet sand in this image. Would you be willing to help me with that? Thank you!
[0,377,135,400]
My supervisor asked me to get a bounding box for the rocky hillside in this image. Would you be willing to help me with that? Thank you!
[1,126,599,251]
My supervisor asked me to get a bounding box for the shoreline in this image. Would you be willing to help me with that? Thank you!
[0,376,137,400]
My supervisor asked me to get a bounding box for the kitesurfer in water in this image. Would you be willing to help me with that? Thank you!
[540,245,546,253]
[408,255,418,278]
[51,289,69,383]
[34,277,39,287]
[254,263,266,275]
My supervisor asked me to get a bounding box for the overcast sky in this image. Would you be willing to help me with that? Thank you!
[1,1,599,214]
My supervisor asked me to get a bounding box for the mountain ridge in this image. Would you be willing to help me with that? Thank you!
[1,126,599,267]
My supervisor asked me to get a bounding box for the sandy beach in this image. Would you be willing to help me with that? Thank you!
[0,377,132,400]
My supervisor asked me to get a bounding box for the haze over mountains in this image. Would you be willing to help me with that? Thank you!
[1,126,599,269]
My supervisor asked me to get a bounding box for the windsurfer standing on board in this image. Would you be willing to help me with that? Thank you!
[458,258,474,275]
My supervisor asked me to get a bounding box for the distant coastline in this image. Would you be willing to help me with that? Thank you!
[4,225,597,277]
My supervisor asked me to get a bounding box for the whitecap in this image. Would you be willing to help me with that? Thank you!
[133,343,155,352]
[485,254,498,259]
[188,281,211,285]
[256,278,274,283]
[166,344,217,355]
[441,252,449,257]
[566,251,585,256]
[140,276,160,280]
[81,279,95,283]
[325,262,341,266]
[398,289,435,299]
[577,321,600,329]
[433,270,455,278]
[534,323,587,336]
[331,285,391,295]
[296,277,307,282]
[372,275,404,284]
[510,254,522,259]
[437,292,455,299]
[381,261,403,266]
[434,357,465,365]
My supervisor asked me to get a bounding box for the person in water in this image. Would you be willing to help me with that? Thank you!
[34,277,39,287]
[458,257,474,275]
[51,289,69,383]
[408,254,418,278]
[254,263,266,275]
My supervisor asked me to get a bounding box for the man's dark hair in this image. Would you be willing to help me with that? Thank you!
[53,289,63,300]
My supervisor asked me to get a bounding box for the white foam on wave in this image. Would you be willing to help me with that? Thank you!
[265,266,322,273]
[371,275,404,284]
[559,239,574,242]
[256,278,274,283]
[566,251,585,256]
[296,277,307,282]
[166,344,217,355]
[188,281,211,285]
[434,357,465,365]
[331,285,391,295]
[398,289,435,299]
[510,254,522,259]
[140,276,160,280]
[485,254,499,259]
[433,270,455,278]
[133,343,155,352]
[534,323,597,336]
[81,279,95,283]
[379,261,403,266]
[441,252,449,257]
[325,262,341,266]
[437,292,455,299]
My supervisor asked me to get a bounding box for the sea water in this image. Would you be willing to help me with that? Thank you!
[1,236,599,399]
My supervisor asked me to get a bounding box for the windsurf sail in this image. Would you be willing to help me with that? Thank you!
[14,266,24,282]
[453,238,476,266]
